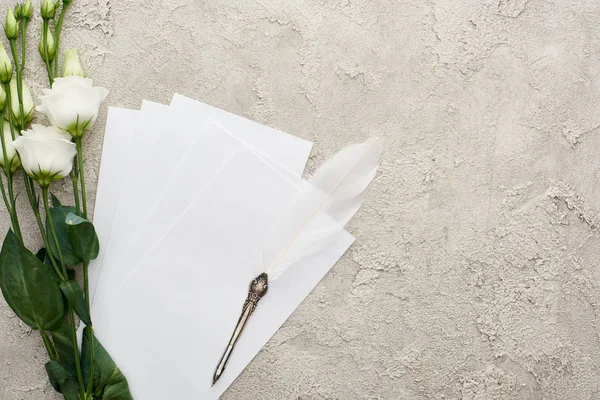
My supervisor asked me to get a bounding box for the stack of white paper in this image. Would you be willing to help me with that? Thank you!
[88,95,354,399]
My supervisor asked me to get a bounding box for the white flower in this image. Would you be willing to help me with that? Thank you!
[22,123,72,141]
[8,79,34,127]
[37,75,108,138]
[0,121,20,174]
[13,126,76,187]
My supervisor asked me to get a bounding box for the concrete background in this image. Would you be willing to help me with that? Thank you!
[1,0,600,399]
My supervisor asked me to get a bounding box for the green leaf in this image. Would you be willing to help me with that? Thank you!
[47,206,81,266]
[36,247,67,281]
[45,360,71,385]
[49,315,77,377]
[59,378,80,400]
[45,360,80,398]
[45,360,62,392]
[59,280,91,326]
[66,213,100,262]
[51,193,62,208]
[0,230,65,330]
[82,327,133,400]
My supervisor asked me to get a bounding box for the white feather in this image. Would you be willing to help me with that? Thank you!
[260,138,383,281]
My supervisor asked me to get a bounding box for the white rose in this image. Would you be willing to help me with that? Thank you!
[0,121,20,173]
[13,126,76,187]
[37,76,108,138]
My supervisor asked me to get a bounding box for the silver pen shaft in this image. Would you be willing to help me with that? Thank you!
[212,273,269,385]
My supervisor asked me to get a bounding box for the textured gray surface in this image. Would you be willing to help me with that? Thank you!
[1,0,600,399]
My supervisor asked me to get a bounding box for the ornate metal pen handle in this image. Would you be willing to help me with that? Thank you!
[212,273,269,385]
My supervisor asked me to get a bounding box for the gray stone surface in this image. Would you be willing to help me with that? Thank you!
[1,0,600,399]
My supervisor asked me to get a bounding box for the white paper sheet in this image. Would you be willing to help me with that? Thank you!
[91,147,354,400]
[170,94,313,177]
[89,101,169,304]
[90,97,313,304]
[90,107,139,292]
[93,120,243,298]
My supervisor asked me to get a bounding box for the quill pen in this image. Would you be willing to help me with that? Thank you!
[212,138,383,384]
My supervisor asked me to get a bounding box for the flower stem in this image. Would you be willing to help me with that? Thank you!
[75,138,87,219]
[85,314,95,397]
[42,185,67,279]
[40,330,57,360]
[5,173,21,238]
[67,308,86,399]
[74,136,95,396]
[75,141,96,396]
[0,122,21,240]
[4,70,47,258]
[41,20,54,86]
[44,189,85,399]
[20,19,26,73]
[53,4,68,77]
[0,176,19,236]
[71,155,81,215]
[40,185,66,282]
[9,40,25,131]
[83,259,90,306]
[3,82,40,232]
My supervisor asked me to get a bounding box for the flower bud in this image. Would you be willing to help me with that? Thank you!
[0,42,13,84]
[4,9,18,40]
[0,85,6,111]
[13,5,22,20]
[38,28,56,61]
[40,0,56,20]
[9,79,34,127]
[62,48,84,77]
[0,121,21,175]
[21,0,33,21]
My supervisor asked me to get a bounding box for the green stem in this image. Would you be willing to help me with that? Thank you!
[71,156,81,215]
[85,320,94,397]
[41,20,54,86]
[0,177,8,207]
[20,19,26,73]
[42,186,67,279]
[4,91,16,141]
[53,4,68,77]
[5,174,21,238]
[0,176,17,232]
[4,81,46,247]
[3,82,51,268]
[3,82,36,221]
[43,191,85,397]
[40,185,66,282]
[0,123,21,239]
[3,175,21,240]
[75,138,87,218]
[67,308,86,399]
[83,260,90,307]
[40,330,57,360]
[9,40,25,131]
